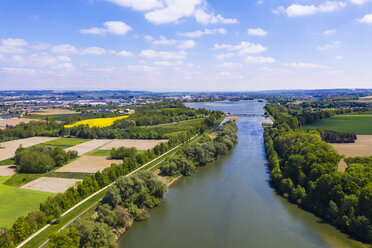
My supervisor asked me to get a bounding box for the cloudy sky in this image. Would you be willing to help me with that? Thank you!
[0,0,371,91]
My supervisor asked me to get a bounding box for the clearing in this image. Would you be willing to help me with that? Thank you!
[65,139,111,156]
[20,177,81,193]
[300,114,372,135]
[56,156,122,173]
[0,137,58,161]
[100,139,168,151]
[330,135,372,158]
[0,176,54,227]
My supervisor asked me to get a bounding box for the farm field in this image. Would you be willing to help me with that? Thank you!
[140,118,205,137]
[35,137,90,149]
[0,165,16,176]
[0,176,54,227]
[64,115,128,128]
[100,139,168,150]
[0,118,43,127]
[300,114,372,134]
[65,139,111,156]
[0,137,58,161]
[20,177,81,193]
[330,135,372,158]
[56,156,122,173]
[33,108,78,115]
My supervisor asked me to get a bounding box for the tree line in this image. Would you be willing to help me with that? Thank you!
[264,104,372,243]
[47,171,167,248]
[160,121,238,177]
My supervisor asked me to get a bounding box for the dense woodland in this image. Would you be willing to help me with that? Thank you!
[264,103,372,243]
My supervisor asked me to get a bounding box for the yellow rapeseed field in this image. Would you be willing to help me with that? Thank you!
[64,116,128,128]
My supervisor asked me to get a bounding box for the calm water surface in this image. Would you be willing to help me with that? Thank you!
[119,100,368,248]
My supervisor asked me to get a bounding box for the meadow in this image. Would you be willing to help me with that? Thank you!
[35,137,89,149]
[300,114,372,134]
[0,176,54,227]
[64,115,128,128]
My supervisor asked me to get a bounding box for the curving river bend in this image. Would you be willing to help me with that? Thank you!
[119,100,368,248]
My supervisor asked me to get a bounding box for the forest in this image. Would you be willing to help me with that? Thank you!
[264,103,372,243]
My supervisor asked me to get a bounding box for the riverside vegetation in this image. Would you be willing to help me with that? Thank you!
[264,103,372,243]
[44,121,238,248]
[0,102,225,248]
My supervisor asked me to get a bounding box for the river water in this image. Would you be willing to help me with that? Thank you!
[119,100,368,248]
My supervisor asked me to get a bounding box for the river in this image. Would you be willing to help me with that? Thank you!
[119,100,368,248]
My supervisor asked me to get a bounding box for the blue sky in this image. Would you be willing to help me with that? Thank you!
[0,0,371,91]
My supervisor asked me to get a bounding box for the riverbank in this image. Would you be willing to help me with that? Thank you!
[263,103,372,245]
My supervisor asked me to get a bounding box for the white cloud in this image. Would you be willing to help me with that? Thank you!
[144,35,154,42]
[51,44,78,54]
[0,38,28,53]
[154,60,183,66]
[322,29,337,35]
[177,40,195,49]
[30,53,71,66]
[214,41,267,55]
[105,0,237,25]
[247,28,268,37]
[215,62,242,68]
[179,28,226,38]
[245,56,275,64]
[140,50,187,60]
[117,50,134,57]
[152,36,195,49]
[336,55,343,60]
[357,13,372,23]
[194,8,238,24]
[217,72,232,76]
[81,47,113,55]
[284,62,327,69]
[127,65,159,72]
[349,0,370,5]
[2,67,35,74]
[317,41,341,51]
[57,63,75,71]
[2,38,27,47]
[80,21,132,35]
[153,36,178,45]
[215,53,234,60]
[105,0,163,11]
[275,1,346,17]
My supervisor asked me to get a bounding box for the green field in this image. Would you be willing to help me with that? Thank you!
[300,115,372,134]
[84,149,111,156]
[141,118,205,137]
[0,176,54,227]
[35,138,89,149]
